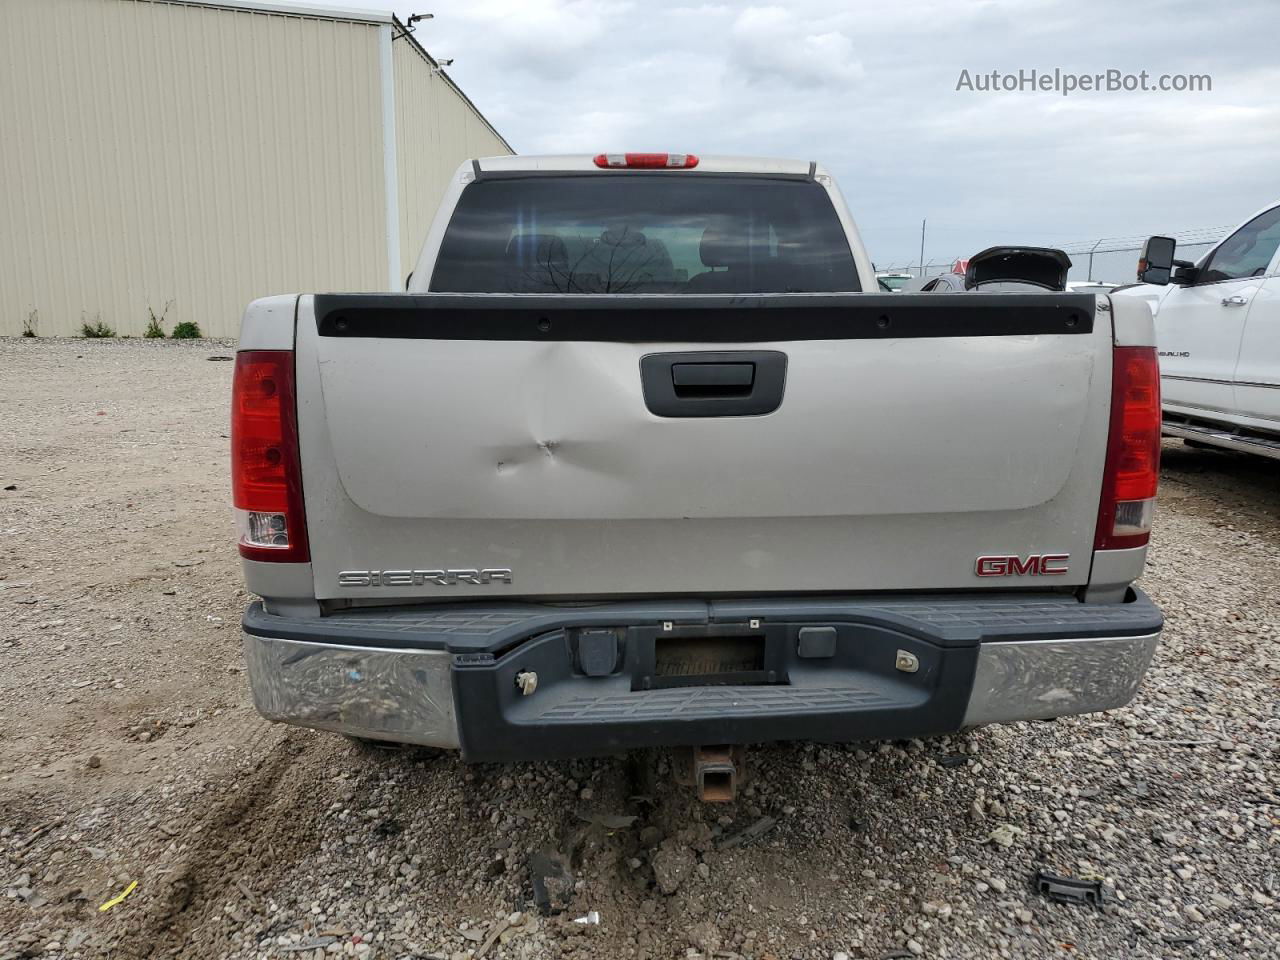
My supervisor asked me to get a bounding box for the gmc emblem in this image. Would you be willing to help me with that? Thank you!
[975,554,1070,577]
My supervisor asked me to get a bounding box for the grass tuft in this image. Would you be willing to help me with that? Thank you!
[80,315,116,338]
[144,299,174,338]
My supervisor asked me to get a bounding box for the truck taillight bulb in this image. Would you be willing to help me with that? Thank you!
[242,510,288,547]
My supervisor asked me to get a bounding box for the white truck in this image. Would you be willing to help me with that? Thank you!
[1121,201,1280,459]
[233,153,1163,797]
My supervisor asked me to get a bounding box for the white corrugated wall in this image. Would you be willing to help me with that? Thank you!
[0,0,511,338]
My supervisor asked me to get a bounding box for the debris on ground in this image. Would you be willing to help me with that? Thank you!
[1034,869,1106,907]
[652,839,699,895]
[716,815,777,850]
[528,849,574,915]
[579,812,638,832]
[97,880,138,912]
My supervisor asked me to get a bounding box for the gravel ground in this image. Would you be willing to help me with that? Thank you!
[1,337,1277,960]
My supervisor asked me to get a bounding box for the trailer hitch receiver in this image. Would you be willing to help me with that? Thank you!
[676,745,747,803]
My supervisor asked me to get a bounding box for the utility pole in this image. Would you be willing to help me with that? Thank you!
[1087,238,1103,281]
[919,219,927,277]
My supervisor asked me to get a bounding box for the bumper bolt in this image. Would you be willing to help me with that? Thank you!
[895,650,920,673]
[515,670,538,696]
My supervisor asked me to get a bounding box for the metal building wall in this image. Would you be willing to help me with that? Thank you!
[0,0,386,338]
[0,0,510,339]
[392,32,513,286]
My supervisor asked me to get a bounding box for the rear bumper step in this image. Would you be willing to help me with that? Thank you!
[242,592,1162,761]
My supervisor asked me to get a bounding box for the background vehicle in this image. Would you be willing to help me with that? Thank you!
[908,257,1102,295]
[964,246,1070,291]
[875,271,913,291]
[900,259,969,292]
[234,153,1163,794]
[1119,202,1280,459]
[914,247,1072,293]
[1067,281,1119,296]
[910,272,964,292]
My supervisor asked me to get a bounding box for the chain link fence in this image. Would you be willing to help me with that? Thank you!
[876,225,1229,284]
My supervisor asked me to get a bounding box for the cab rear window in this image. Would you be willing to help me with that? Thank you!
[429,175,860,294]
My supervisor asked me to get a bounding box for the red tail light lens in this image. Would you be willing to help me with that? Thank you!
[1095,345,1160,550]
[593,152,699,169]
[231,351,309,562]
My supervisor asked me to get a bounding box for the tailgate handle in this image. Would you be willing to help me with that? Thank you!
[641,351,787,418]
[671,362,755,396]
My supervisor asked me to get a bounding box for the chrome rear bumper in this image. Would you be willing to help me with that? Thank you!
[241,593,1162,757]
[243,634,459,748]
[962,632,1161,727]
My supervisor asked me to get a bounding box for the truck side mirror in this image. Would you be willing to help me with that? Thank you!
[1137,236,1175,285]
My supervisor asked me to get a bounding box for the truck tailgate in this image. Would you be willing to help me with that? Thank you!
[294,293,1109,599]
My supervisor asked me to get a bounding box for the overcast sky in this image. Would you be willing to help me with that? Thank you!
[339,0,1278,267]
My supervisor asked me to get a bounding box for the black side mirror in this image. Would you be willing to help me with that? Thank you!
[1137,236,1176,285]
[1172,262,1199,285]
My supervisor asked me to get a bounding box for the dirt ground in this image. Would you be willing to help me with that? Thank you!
[1,338,1277,960]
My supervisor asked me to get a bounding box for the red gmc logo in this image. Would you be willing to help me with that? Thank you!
[975,554,1070,577]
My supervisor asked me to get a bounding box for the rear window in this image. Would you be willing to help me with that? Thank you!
[429,174,860,294]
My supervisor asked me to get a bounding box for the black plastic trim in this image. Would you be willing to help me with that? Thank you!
[453,621,980,761]
[313,293,1097,343]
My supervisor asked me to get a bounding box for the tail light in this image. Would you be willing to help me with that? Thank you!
[593,152,699,169]
[231,351,309,562]
[1095,345,1160,550]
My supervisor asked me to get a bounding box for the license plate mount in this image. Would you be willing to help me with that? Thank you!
[630,623,787,690]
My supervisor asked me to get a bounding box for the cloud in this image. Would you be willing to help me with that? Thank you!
[727,7,864,89]
[526,110,638,154]
[361,0,1279,264]
[424,0,631,81]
